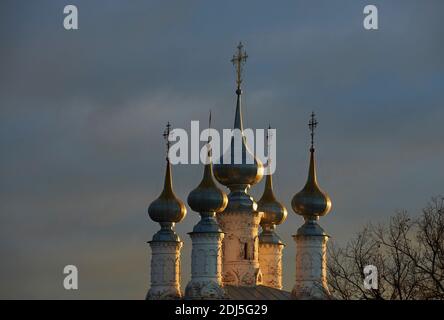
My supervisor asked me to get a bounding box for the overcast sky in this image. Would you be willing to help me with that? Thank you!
[0,0,443,299]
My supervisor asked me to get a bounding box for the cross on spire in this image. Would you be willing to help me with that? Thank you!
[231,42,248,90]
[266,124,273,166]
[163,121,172,161]
[308,112,318,151]
[207,110,212,159]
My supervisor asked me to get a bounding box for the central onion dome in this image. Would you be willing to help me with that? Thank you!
[213,43,263,190]
[258,171,287,227]
[213,88,264,189]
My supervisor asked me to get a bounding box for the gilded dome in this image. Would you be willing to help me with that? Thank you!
[148,160,187,223]
[187,162,228,214]
[291,149,331,219]
[257,173,287,226]
[213,89,264,188]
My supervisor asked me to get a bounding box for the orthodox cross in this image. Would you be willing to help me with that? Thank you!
[207,111,212,159]
[231,42,248,89]
[267,124,273,165]
[163,121,172,160]
[308,112,318,151]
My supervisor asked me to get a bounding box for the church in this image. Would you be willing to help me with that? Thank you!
[146,43,332,300]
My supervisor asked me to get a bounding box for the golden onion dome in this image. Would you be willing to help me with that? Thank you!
[213,89,264,188]
[214,43,263,190]
[187,162,228,214]
[257,172,287,226]
[148,159,187,223]
[291,148,331,219]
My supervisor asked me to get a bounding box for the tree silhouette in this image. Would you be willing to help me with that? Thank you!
[328,197,444,300]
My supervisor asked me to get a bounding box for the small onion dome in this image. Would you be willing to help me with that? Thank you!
[213,89,264,188]
[291,149,331,219]
[257,173,287,226]
[148,160,187,223]
[187,162,228,214]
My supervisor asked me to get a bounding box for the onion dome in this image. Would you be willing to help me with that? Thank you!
[148,122,187,242]
[213,42,263,190]
[148,159,187,224]
[258,171,287,227]
[291,113,331,220]
[188,113,228,233]
[258,127,287,244]
[188,158,228,234]
[188,155,228,215]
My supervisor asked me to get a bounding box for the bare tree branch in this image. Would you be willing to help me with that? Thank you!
[327,196,444,300]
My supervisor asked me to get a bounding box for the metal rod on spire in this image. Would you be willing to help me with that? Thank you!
[267,124,272,164]
[308,112,318,152]
[231,42,248,91]
[207,110,212,160]
[208,110,212,132]
[163,121,172,161]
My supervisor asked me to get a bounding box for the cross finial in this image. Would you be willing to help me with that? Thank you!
[163,121,172,161]
[266,124,273,165]
[207,110,212,159]
[308,112,318,151]
[266,124,273,147]
[231,42,248,90]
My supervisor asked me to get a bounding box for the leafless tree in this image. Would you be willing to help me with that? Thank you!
[327,197,444,300]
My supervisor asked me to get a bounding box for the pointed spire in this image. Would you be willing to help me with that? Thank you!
[261,125,276,201]
[234,91,244,131]
[160,121,174,197]
[161,159,174,196]
[305,148,318,192]
[200,111,217,188]
[306,113,319,190]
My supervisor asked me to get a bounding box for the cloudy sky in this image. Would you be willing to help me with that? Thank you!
[0,0,443,299]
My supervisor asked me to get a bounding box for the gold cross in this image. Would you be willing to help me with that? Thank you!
[231,42,248,89]
[308,112,318,150]
[163,122,172,160]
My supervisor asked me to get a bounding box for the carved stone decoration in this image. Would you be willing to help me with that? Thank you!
[185,280,227,300]
[185,232,226,300]
[146,241,183,300]
[292,233,330,300]
[223,270,238,284]
[259,242,284,289]
[217,211,263,287]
